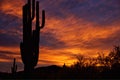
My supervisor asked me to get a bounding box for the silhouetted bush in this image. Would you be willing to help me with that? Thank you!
[1,46,120,79]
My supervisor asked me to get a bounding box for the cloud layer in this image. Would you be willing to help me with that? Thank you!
[0,0,120,72]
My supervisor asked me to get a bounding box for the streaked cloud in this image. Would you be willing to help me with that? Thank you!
[0,0,120,72]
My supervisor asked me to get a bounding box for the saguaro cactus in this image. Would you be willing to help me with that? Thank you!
[11,58,17,74]
[20,0,45,72]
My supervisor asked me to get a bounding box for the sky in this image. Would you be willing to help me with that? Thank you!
[0,0,120,72]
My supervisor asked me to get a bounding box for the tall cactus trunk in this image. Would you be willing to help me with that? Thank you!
[20,0,45,72]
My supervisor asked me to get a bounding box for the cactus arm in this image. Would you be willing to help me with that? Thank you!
[36,1,40,29]
[11,58,17,74]
[28,0,31,19]
[40,10,45,29]
[28,0,32,36]
[23,4,28,43]
[36,2,45,30]
[31,0,35,20]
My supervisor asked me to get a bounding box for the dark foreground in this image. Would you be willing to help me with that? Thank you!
[0,65,120,79]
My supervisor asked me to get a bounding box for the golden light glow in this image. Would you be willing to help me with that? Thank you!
[0,0,23,17]
[0,0,120,67]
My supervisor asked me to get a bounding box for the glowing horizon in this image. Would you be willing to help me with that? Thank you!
[0,0,120,72]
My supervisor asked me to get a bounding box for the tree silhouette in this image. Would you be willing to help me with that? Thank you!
[108,46,120,70]
[97,52,109,67]
[75,54,85,68]
[20,0,45,72]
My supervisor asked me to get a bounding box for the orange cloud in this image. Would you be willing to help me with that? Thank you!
[1,0,120,69]
[0,0,24,17]
[0,46,21,62]
[39,15,120,66]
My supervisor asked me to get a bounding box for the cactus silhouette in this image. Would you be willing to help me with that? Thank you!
[20,0,45,72]
[11,58,17,74]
